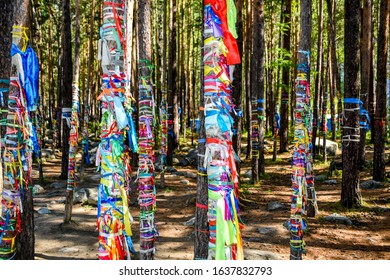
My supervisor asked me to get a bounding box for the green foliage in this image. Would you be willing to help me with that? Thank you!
[266,47,293,70]
[164,187,173,193]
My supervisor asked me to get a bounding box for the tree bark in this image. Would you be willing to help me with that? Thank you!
[82,0,95,170]
[279,0,292,153]
[322,48,329,162]
[245,2,252,160]
[0,0,15,260]
[368,3,375,145]
[341,0,362,208]
[60,0,73,179]
[312,0,324,159]
[373,0,390,181]
[251,0,259,183]
[252,0,265,179]
[194,2,208,259]
[359,0,373,168]
[258,1,265,175]
[160,0,168,188]
[0,2,14,133]
[13,0,34,260]
[167,0,178,166]
[232,0,243,179]
[138,0,156,260]
[64,0,81,223]
[290,0,314,260]
[326,0,340,142]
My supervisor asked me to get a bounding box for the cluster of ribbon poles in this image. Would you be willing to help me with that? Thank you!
[202,1,243,260]
[138,60,158,259]
[290,50,317,259]
[96,0,137,260]
[0,26,40,260]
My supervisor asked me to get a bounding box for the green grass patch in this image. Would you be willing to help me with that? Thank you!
[265,157,284,164]
[324,198,388,215]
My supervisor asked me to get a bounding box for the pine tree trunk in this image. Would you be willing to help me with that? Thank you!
[232,0,243,179]
[47,4,54,130]
[257,1,265,175]
[327,0,340,142]
[322,50,329,162]
[368,4,375,145]
[13,0,34,260]
[82,0,95,170]
[279,0,292,153]
[167,0,178,166]
[64,0,81,223]
[252,0,265,179]
[194,2,208,259]
[60,0,73,179]
[160,0,168,188]
[0,2,14,134]
[312,0,324,160]
[290,0,314,260]
[245,2,252,160]
[138,0,156,260]
[0,1,15,260]
[341,0,362,208]
[373,0,390,181]
[251,0,259,183]
[359,0,373,168]
[329,49,336,142]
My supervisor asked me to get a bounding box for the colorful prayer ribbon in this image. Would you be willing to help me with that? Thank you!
[96,0,137,260]
[290,50,317,260]
[0,27,40,259]
[202,2,243,260]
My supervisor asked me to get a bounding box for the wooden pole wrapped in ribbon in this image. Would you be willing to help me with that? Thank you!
[138,60,158,260]
[0,26,40,260]
[67,87,80,178]
[96,0,137,260]
[138,0,158,260]
[290,49,318,260]
[200,1,243,260]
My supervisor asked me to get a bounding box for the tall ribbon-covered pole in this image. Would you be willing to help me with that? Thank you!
[137,62,158,259]
[0,26,40,259]
[201,0,243,260]
[65,0,81,223]
[138,0,158,260]
[290,0,317,260]
[96,0,137,260]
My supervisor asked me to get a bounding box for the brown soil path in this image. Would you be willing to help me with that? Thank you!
[33,143,390,260]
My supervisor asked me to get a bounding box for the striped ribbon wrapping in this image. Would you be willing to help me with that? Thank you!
[202,2,243,260]
[138,63,158,259]
[96,0,137,260]
[290,51,318,259]
[0,27,40,260]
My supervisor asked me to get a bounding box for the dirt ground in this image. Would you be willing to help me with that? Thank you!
[33,141,390,260]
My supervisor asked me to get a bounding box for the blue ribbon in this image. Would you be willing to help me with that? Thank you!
[344,98,362,105]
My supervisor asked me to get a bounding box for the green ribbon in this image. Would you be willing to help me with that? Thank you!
[227,0,238,39]
[209,190,236,260]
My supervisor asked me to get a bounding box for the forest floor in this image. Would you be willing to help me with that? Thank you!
[32,138,390,260]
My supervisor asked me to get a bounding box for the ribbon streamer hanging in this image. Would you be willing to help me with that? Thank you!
[202,1,243,260]
[159,93,168,169]
[0,27,40,260]
[66,85,80,192]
